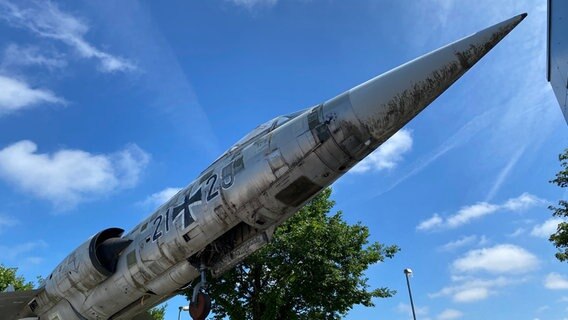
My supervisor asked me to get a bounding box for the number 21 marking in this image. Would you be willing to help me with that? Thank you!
[150,167,233,242]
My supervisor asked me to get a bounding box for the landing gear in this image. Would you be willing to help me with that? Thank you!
[190,292,211,320]
[189,263,211,320]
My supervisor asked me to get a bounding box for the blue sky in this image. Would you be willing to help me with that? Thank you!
[0,0,566,319]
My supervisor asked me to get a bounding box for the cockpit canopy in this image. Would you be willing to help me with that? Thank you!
[201,108,309,176]
[228,109,307,153]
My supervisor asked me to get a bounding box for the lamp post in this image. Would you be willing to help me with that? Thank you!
[404,268,416,320]
[178,305,189,320]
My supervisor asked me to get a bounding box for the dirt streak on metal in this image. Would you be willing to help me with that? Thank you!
[364,24,517,146]
[456,25,516,70]
[364,59,462,145]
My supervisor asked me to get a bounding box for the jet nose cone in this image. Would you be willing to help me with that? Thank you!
[346,13,527,144]
[454,12,527,69]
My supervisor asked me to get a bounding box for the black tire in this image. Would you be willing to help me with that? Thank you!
[189,292,211,320]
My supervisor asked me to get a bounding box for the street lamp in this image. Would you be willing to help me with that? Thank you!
[404,268,416,320]
[178,305,189,320]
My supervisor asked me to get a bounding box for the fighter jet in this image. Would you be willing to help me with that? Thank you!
[0,13,526,320]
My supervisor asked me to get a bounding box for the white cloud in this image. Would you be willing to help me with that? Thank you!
[453,287,489,303]
[2,44,66,69]
[228,0,278,10]
[508,227,525,237]
[351,129,413,173]
[380,108,497,196]
[0,0,135,72]
[417,213,443,231]
[396,302,429,318]
[417,193,545,231]
[142,187,182,209]
[545,273,568,290]
[502,193,544,211]
[25,256,44,265]
[437,309,463,320]
[446,203,499,228]
[430,276,524,303]
[0,75,65,116]
[0,214,18,232]
[111,144,150,189]
[439,235,477,251]
[0,240,47,268]
[478,235,489,246]
[531,218,564,238]
[485,146,526,201]
[536,305,550,313]
[0,141,149,208]
[452,244,538,274]
[0,240,47,260]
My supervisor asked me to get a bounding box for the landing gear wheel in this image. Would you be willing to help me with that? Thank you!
[189,292,211,320]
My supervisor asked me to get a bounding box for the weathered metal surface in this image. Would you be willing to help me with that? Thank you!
[347,14,526,150]
[7,14,525,320]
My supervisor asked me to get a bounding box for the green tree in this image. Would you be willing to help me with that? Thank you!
[190,188,399,320]
[549,148,568,262]
[0,265,33,291]
[148,304,167,320]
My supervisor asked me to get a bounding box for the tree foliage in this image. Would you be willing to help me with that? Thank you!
[0,265,34,291]
[190,188,399,320]
[147,304,167,320]
[549,148,568,262]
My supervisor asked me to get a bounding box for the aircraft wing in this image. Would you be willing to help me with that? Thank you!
[0,289,39,320]
[0,289,159,320]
